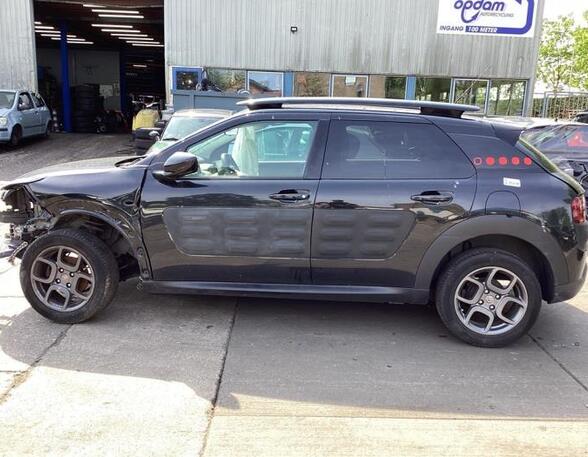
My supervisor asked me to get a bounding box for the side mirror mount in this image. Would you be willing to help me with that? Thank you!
[149,130,160,141]
[154,152,198,180]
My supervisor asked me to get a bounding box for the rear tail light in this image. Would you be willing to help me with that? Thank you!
[572,195,586,224]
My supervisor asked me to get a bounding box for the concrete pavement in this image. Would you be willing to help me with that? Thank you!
[0,255,587,456]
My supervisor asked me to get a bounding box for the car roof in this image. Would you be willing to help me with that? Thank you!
[173,109,233,118]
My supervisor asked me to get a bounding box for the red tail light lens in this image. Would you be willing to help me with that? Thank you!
[572,195,586,224]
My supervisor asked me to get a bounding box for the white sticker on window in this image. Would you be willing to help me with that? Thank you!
[503,177,521,188]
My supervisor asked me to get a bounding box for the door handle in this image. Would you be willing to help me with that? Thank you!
[269,189,311,202]
[411,191,454,204]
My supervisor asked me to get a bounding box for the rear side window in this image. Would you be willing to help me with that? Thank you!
[322,120,474,179]
[32,94,45,107]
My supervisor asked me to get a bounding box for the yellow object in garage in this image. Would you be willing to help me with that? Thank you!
[132,109,160,131]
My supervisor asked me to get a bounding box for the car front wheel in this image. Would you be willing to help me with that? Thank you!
[20,229,119,324]
[436,248,542,347]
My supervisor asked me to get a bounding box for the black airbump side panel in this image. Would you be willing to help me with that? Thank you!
[312,209,416,259]
[163,207,311,258]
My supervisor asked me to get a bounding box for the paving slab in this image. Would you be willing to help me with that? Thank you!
[216,299,588,419]
[530,291,588,388]
[0,281,236,457]
[203,416,588,457]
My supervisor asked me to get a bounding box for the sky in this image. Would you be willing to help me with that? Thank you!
[543,0,588,22]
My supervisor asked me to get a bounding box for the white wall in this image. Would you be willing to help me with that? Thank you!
[0,0,37,91]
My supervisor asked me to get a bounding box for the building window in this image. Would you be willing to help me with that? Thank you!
[453,79,489,111]
[331,75,368,97]
[172,67,203,91]
[369,76,406,99]
[487,80,527,116]
[415,77,451,102]
[294,72,330,96]
[248,71,284,96]
[206,68,246,93]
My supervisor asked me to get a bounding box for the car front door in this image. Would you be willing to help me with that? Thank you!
[141,112,328,284]
[16,92,38,137]
[311,114,476,288]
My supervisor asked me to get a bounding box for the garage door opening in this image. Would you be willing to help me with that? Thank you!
[33,0,164,133]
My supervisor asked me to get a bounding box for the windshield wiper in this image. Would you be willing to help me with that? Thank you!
[162,137,179,141]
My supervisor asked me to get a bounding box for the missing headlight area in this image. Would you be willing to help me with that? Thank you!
[1,186,52,258]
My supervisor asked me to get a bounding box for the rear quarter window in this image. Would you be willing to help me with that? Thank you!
[322,120,474,179]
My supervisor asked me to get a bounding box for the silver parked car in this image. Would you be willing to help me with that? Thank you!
[0,90,52,147]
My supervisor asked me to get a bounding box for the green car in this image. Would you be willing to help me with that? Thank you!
[146,109,232,154]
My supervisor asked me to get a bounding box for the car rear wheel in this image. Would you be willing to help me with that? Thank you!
[20,229,119,324]
[435,248,542,347]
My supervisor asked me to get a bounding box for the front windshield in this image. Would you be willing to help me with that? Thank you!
[161,116,219,141]
[524,124,588,154]
[0,91,16,109]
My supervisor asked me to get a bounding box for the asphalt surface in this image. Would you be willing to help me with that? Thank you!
[0,134,587,456]
[0,133,134,181]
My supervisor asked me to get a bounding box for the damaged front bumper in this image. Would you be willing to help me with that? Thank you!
[0,185,52,260]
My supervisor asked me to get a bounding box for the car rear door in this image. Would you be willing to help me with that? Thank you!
[311,113,476,288]
[141,112,329,284]
[31,93,50,133]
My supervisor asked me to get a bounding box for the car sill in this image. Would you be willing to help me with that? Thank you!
[140,280,430,304]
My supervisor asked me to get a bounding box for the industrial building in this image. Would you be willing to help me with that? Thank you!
[0,0,544,131]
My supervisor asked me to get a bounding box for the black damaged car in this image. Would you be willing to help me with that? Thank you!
[1,97,587,347]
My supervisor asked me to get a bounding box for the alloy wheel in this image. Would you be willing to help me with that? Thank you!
[30,245,95,312]
[454,266,528,335]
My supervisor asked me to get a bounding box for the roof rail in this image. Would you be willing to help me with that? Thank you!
[237,97,480,118]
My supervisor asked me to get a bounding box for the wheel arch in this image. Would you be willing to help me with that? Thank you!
[51,209,149,280]
[415,216,566,303]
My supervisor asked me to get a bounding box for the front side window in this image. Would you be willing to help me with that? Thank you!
[248,71,283,96]
[18,93,33,110]
[186,121,318,178]
[322,120,474,179]
[332,75,368,97]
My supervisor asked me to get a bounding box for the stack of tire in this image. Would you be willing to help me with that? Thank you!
[72,84,101,133]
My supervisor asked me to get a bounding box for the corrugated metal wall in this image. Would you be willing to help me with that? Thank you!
[165,0,544,78]
[0,0,37,91]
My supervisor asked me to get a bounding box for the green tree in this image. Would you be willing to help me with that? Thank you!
[537,15,576,93]
[572,12,588,90]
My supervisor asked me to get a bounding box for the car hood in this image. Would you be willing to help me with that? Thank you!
[0,108,11,117]
[1,155,137,190]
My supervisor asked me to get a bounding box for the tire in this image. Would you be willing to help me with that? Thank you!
[20,229,119,324]
[435,248,542,347]
[43,122,51,138]
[9,125,21,147]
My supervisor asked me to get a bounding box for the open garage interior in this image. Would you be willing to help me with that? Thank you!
[33,0,164,133]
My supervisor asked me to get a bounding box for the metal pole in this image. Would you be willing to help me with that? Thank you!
[60,21,72,132]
